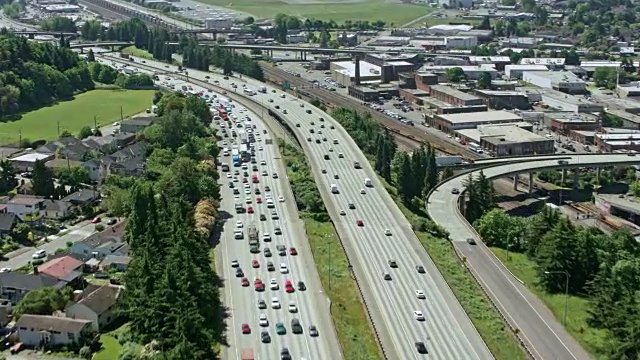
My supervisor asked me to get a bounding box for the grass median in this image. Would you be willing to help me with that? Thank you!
[280,140,382,360]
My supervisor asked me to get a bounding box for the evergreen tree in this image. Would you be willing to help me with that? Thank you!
[395,152,414,203]
[0,159,17,195]
[86,49,95,62]
[31,160,55,197]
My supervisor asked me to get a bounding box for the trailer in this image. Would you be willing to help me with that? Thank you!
[435,156,463,166]
[248,225,259,253]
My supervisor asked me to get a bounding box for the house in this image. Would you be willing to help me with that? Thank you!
[37,256,84,284]
[100,255,131,272]
[70,220,128,260]
[99,142,147,179]
[6,195,45,222]
[81,159,101,183]
[81,133,136,154]
[16,314,93,347]
[119,117,156,134]
[62,189,99,208]
[0,272,62,304]
[36,137,92,162]
[0,213,16,234]
[42,200,71,220]
[66,285,121,331]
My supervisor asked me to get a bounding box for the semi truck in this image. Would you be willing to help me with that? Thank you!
[248,225,259,253]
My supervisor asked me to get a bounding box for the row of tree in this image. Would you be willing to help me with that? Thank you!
[394,146,438,203]
[474,206,640,358]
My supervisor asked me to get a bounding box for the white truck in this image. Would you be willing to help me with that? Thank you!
[364,178,372,187]
[331,184,339,194]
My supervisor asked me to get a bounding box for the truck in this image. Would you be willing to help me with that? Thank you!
[331,184,339,194]
[248,225,259,253]
[241,349,254,360]
[259,86,267,93]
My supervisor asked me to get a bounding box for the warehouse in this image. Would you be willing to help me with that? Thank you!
[519,58,565,70]
[505,64,548,80]
[418,65,499,80]
[457,124,554,157]
[429,85,484,107]
[595,133,640,152]
[523,71,587,94]
[473,90,531,110]
[547,112,600,135]
[331,60,381,86]
[431,110,523,133]
[539,89,603,113]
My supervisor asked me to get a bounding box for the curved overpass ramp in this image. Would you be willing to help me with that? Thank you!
[427,153,640,360]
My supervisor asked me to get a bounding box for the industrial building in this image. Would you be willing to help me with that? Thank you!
[468,56,511,70]
[429,110,523,133]
[538,89,603,113]
[500,37,538,49]
[429,85,484,107]
[418,65,499,80]
[547,112,600,135]
[457,124,554,156]
[423,97,487,115]
[331,60,381,86]
[43,4,80,12]
[473,90,531,110]
[519,58,565,70]
[433,56,468,66]
[522,71,587,94]
[595,133,640,152]
[365,53,421,67]
[569,130,596,145]
[618,83,640,97]
[504,65,548,79]
[426,24,474,35]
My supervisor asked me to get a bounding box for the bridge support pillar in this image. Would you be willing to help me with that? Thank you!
[529,172,534,193]
[561,168,567,185]
[573,170,579,190]
[596,167,601,184]
[513,174,519,191]
[80,47,84,54]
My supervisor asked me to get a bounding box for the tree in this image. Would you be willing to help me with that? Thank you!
[0,159,17,195]
[86,49,95,62]
[564,50,580,66]
[445,67,466,83]
[395,152,414,203]
[31,160,55,197]
[477,71,492,89]
[78,126,94,139]
[14,287,70,319]
[593,67,620,90]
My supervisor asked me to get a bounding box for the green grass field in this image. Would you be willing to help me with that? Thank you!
[93,335,121,360]
[0,89,154,145]
[195,0,434,25]
[491,248,609,356]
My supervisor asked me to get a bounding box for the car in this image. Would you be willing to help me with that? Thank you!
[261,331,271,343]
[280,263,289,274]
[383,272,392,280]
[310,129,315,134]
[263,233,271,242]
[356,220,364,227]
[316,139,321,144]
[260,214,267,221]
[414,311,425,321]
[91,217,101,224]
[256,197,262,204]
[255,280,265,291]
[271,212,279,220]
[275,105,280,109]
[285,282,294,293]
[324,154,330,160]
[235,268,244,277]
[306,109,312,114]
[241,277,249,287]
[309,325,319,337]
[254,188,261,195]
[338,153,344,158]
[270,278,279,290]
[451,188,460,194]
[330,125,335,129]
[296,123,300,127]
[276,322,287,335]
[416,265,426,273]
[231,259,239,268]
[247,206,254,214]
[415,342,428,354]
[280,347,291,360]
[251,259,260,268]
[360,188,366,194]
[0,268,11,273]
[271,297,281,309]
[384,229,392,236]
[258,299,267,309]
[388,260,398,268]
[339,210,346,216]
[288,302,298,313]
[264,247,272,257]
[467,238,477,245]
[242,178,247,183]
[334,174,339,179]
[416,290,426,299]
[348,203,356,209]
[291,319,303,334]
[280,94,286,98]
[289,247,298,255]
[321,169,327,174]
[106,218,117,225]
[265,186,271,192]
[245,197,252,204]
[320,124,325,128]
[278,196,285,202]
[328,147,333,152]
[274,227,282,235]
[297,281,306,291]
[267,261,275,271]
[241,323,251,334]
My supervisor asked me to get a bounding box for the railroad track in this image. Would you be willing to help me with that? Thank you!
[261,65,482,161]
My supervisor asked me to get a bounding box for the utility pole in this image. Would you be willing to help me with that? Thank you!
[93,115,97,130]
[18,128,22,147]
[57,120,60,137]
[120,106,123,121]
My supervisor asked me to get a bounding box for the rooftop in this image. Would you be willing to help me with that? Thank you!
[519,58,565,65]
[8,195,45,206]
[428,24,474,32]
[16,314,91,333]
[459,124,549,144]
[438,110,522,124]
[333,60,381,78]
[73,285,120,315]
[505,64,549,71]
[430,85,481,102]
[10,152,51,163]
[0,272,60,291]
[524,70,585,84]
[38,255,84,279]
[475,89,527,96]
[546,112,599,123]
[468,56,511,63]
[596,133,640,141]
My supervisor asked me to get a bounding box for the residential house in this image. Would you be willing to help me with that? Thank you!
[42,200,71,220]
[119,117,156,134]
[99,142,147,179]
[100,255,131,272]
[0,213,16,234]
[37,256,84,284]
[0,272,62,304]
[66,285,121,331]
[71,220,128,260]
[16,314,93,347]
[36,137,92,162]
[81,133,136,154]
[81,159,101,183]
[62,189,99,209]
[6,195,45,223]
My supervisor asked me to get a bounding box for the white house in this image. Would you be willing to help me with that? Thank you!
[16,314,92,347]
[66,285,121,332]
[5,195,45,222]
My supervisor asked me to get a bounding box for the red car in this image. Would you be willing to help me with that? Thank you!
[289,247,298,256]
[285,284,294,293]
[247,207,254,214]
[242,178,248,183]
[256,197,262,204]
[91,217,101,224]
[254,279,265,291]
[252,260,260,268]
[241,277,249,287]
[285,280,292,287]
[241,323,251,334]
[356,220,364,227]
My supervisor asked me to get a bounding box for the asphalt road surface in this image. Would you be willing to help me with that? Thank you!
[97,53,492,359]
[427,154,640,360]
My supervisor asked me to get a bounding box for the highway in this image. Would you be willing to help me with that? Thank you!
[100,53,493,359]
[101,56,341,360]
[427,154,640,360]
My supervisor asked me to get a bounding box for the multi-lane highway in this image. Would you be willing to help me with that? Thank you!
[100,56,341,360]
[101,53,493,359]
[428,154,640,360]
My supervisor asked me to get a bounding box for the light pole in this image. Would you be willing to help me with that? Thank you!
[325,233,333,290]
[545,270,570,326]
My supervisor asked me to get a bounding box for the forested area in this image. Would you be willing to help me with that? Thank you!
[475,207,640,359]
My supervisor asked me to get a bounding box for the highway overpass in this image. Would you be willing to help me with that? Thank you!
[69,42,133,50]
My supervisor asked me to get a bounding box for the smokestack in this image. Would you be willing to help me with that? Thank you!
[354,56,361,86]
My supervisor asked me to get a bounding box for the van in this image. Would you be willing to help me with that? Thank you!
[364,178,372,187]
[333,139,338,144]
[331,184,339,194]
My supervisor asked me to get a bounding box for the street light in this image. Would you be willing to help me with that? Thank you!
[545,270,570,326]
[325,233,333,290]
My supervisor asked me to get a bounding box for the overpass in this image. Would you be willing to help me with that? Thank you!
[12,31,78,38]
[78,0,184,30]
[69,41,134,50]
[166,42,380,59]
[427,153,640,360]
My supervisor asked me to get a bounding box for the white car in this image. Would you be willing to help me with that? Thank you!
[261,160,267,165]
[384,229,392,236]
[245,197,252,204]
[244,189,251,195]
[262,171,268,176]
[280,94,286,98]
[271,297,281,309]
[278,196,285,203]
[263,233,271,241]
[236,221,243,228]
[226,173,232,178]
[32,249,46,259]
[415,290,426,299]
[270,278,279,290]
[231,259,239,268]
[414,311,425,321]
[258,146,263,151]
[259,314,269,327]
[279,263,289,274]
[360,189,366,194]
[0,268,11,273]
[339,210,346,216]
[288,302,298,313]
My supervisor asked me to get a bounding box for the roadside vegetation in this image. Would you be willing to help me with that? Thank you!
[280,140,383,360]
[331,108,528,360]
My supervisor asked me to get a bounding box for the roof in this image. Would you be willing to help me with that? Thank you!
[430,85,481,102]
[332,60,381,78]
[73,285,120,315]
[519,58,565,66]
[10,153,51,163]
[77,220,127,252]
[505,64,549,71]
[38,256,84,279]
[0,272,59,290]
[0,213,15,231]
[42,200,68,213]
[438,110,523,125]
[523,70,584,84]
[8,195,45,206]
[102,255,131,266]
[62,189,99,203]
[16,314,91,333]
[122,117,155,127]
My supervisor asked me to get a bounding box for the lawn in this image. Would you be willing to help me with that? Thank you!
[491,248,610,356]
[93,334,122,360]
[0,89,154,145]
[195,0,434,25]
[121,46,154,60]
[304,218,382,360]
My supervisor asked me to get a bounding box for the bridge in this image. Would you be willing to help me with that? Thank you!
[12,31,78,38]
[79,0,182,30]
[165,42,379,59]
[69,41,134,51]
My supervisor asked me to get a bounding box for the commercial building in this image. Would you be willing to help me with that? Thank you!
[457,124,554,156]
[204,18,233,29]
[569,129,596,145]
[331,60,380,86]
[504,65,548,79]
[348,84,399,101]
[429,85,484,107]
[433,56,468,66]
[468,56,511,70]
[430,110,523,133]
[522,71,587,94]
[423,97,487,115]
[519,58,565,70]
[618,83,640,97]
[426,24,474,35]
[364,53,421,67]
[595,133,640,152]
[546,112,600,135]
[473,90,531,110]
[538,89,603,113]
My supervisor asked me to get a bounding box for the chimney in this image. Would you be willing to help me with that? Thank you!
[354,56,361,86]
